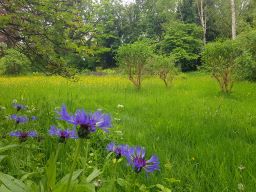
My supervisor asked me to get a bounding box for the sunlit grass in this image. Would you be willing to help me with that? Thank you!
[0,73,256,191]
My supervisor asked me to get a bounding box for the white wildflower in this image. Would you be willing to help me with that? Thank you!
[117,104,124,109]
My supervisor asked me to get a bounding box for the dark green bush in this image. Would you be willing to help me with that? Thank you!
[158,22,203,71]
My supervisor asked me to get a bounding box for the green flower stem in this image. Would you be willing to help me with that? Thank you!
[55,143,62,163]
[66,139,81,192]
[85,140,89,164]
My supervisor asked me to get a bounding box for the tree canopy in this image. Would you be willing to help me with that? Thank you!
[0,0,256,75]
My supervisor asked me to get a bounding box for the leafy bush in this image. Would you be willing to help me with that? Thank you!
[202,40,242,93]
[158,22,203,71]
[0,49,31,75]
[116,41,153,89]
[147,55,179,87]
[235,30,256,81]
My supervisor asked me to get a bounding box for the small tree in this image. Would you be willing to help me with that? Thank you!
[202,40,241,93]
[147,55,178,87]
[158,22,203,71]
[117,41,153,89]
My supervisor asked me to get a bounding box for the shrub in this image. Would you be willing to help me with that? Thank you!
[158,22,203,71]
[147,55,178,87]
[235,30,256,81]
[116,41,153,89]
[0,49,31,75]
[202,40,242,93]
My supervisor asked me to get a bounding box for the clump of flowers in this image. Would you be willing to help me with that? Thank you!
[57,105,112,138]
[107,143,160,174]
[10,114,29,124]
[127,146,160,173]
[49,125,77,143]
[13,103,26,111]
[10,130,37,142]
[107,142,129,159]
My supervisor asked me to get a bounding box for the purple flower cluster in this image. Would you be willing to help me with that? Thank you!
[107,143,160,174]
[10,102,37,124]
[107,142,129,159]
[49,126,77,142]
[10,114,29,124]
[10,130,37,142]
[7,103,161,175]
[13,103,26,111]
[57,105,112,138]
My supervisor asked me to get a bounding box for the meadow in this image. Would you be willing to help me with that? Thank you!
[0,73,256,191]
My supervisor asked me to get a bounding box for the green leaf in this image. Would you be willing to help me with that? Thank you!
[0,144,19,153]
[53,169,83,192]
[165,178,181,184]
[21,172,41,182]
[0,172,28,192]
[45,153,57,190]
[86,169,101,183]
[0,155,7,163]
[116,178,129,188]
[0,185,12,192]
[156,184,172,192]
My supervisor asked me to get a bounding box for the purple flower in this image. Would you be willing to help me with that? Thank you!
[49,126,77,142]
[57,105,72,122]
[13,103,26,111]
[10,114,29,124]
[57,105,112,138]
[107,142,129,159]
[126,147,160,173]
[31,116,37,121]
[10,130,37,142]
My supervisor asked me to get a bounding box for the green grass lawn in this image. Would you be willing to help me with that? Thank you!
[0,73,256,191]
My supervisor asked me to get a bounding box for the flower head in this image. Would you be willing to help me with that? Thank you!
[49,126,77,143]
[126,147,160,173]
[10,114,29,124]
[57,105,72,122]
[10,130,37,142]
[57,105,112,138]
[107,142,129,159]
[31,116,37,121]
[13,103,26,111]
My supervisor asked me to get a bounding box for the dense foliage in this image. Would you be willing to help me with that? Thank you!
[1,0,255,75]
[235,30,256,81]
[0,49,31,75]
[157,22,203,71]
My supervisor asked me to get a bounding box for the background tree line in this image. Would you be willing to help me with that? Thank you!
[0,0,255,77]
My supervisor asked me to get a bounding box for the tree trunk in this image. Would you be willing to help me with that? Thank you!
[197,0,207,45]
[230,0,236,39]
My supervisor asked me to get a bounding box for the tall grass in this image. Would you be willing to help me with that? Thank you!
[0,73,256,191]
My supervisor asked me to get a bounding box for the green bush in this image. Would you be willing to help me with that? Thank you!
[116,41,153,89]
[147,55,178,87]
[202,40,242,93]
[236,30,256,81]
[0,49,31,75]
[158,22,203,71]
